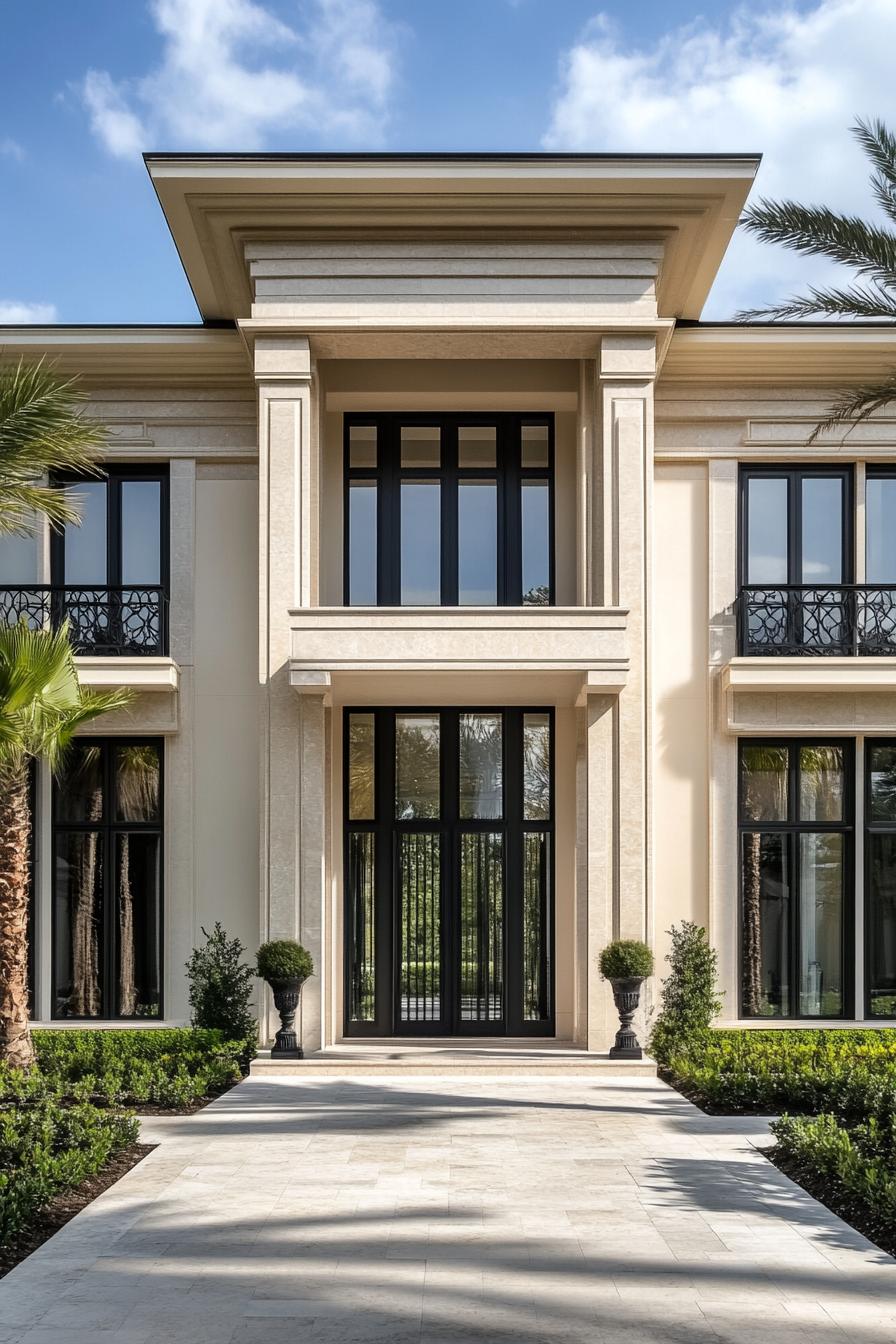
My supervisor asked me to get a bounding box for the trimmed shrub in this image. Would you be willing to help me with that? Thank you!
[771,1110,896,1248]
[28,1029,245,1109]
[256,940,314,983]
[663,1028,896,1114]
[650,922,722,1065]
[186,923,257,1047]
[0,1086,138,1244]
[598,940,654,980]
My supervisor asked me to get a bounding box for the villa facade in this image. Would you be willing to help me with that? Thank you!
[2,152,896,1049]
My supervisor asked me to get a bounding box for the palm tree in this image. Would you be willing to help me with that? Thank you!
[0,624,130,1066]
[738,118,896,440]
[0,358,116,1067]
[0,358,105,535]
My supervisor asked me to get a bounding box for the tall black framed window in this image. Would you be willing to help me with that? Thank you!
[52,738,163,1019]
[344,414,554,607]
[739,739,853,1019]
[343,707,554,1037]
[865,741,896,1018]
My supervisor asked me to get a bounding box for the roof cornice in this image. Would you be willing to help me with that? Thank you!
[144,153,760,323]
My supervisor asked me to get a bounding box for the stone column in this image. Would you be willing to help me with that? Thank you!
[255,336,325,1052]
[577,337,656,1048]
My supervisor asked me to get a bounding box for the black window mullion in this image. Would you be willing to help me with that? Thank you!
[503,419,522,604]
[443,423,458,606]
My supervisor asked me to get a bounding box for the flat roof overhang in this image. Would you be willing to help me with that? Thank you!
[663,322,896,383]
[144,152,761,324]
[0,324,251,385]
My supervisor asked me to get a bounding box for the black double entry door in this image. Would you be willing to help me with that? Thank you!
[344,708,554,1037]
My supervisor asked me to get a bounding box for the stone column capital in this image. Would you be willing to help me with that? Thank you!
[598,334,656,381]
[250,333,313,384]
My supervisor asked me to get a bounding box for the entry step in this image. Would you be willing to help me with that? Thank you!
[250,1042,657,1077]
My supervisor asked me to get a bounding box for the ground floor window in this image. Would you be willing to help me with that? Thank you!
[344,707,553,1037]
[866,741,896,1017]
[739,739,853,1018]
[52,738,163,1019]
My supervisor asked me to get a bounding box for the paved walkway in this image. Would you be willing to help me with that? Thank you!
[1,1074,894,1343]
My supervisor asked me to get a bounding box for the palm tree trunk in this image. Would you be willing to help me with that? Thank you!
[71,787,102,1017]
[118,834,136,1016]
[0,761,35,1068]
[742,833,763,1015]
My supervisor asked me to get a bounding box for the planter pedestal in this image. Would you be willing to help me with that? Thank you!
[270,979,305,1059]
[608,976,645,1060]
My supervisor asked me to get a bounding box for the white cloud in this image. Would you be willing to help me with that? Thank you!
[543,1,896,316]
[81,0,399,158]
[0,137,24,161]
[0,301,58,323]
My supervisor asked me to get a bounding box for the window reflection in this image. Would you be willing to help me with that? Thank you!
[458,481,497,605]
[396,714,440,819]
[801,477,842,583]
[121,481,161,585]
[400,481,441,605]
[64,481,107,584]
[459,713,502,818]
[746,477,788,585]
[521,479,549,605]
[348,482,377,606]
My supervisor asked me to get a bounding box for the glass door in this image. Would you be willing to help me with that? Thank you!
[344,708,554,1037]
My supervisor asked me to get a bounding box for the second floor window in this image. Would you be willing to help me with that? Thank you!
[739,465,896,655]
[741,466,853,589]
[344,415,554,607]
[51,465,169,655]
[53,466,168,591]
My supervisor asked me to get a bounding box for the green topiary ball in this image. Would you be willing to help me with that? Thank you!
[598,939,654,980]
[256,940,314,984]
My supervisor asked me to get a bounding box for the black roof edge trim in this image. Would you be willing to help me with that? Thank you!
[0,321,237,331]
[143,150,763,165]
[677,318,896,330]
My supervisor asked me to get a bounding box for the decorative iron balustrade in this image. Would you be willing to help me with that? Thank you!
[0,586,168,656]
[738,585,896,656]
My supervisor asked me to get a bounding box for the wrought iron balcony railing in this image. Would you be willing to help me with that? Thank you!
[0,586,168,656]
[738,585,896,657]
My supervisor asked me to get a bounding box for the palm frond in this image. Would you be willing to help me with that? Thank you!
[853,118,896,226]
[739,200,896,285]
[0,621,133,771]
[0,357,106,537]
[806,369,896,443]
[737,281,896,323]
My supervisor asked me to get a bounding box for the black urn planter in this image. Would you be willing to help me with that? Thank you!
[608,976,645,1060]
[269,977,307,1059]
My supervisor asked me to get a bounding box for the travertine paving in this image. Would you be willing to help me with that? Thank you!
[1,1073,894,1343]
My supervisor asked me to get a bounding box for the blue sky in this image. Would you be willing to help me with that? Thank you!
[0,0,887,323]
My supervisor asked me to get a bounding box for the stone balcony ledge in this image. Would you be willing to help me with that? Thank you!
[288,605,629,694]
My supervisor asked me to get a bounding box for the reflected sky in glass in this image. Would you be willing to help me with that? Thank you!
[521,479,549,604]
[401,481,440,604]
[801,477,842,583]
[458,480,497,604]
[746,477,788,584]
[349,482,377,605]
[64,482,107,584]
[867,477,896,583]
[121,481,161,584]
